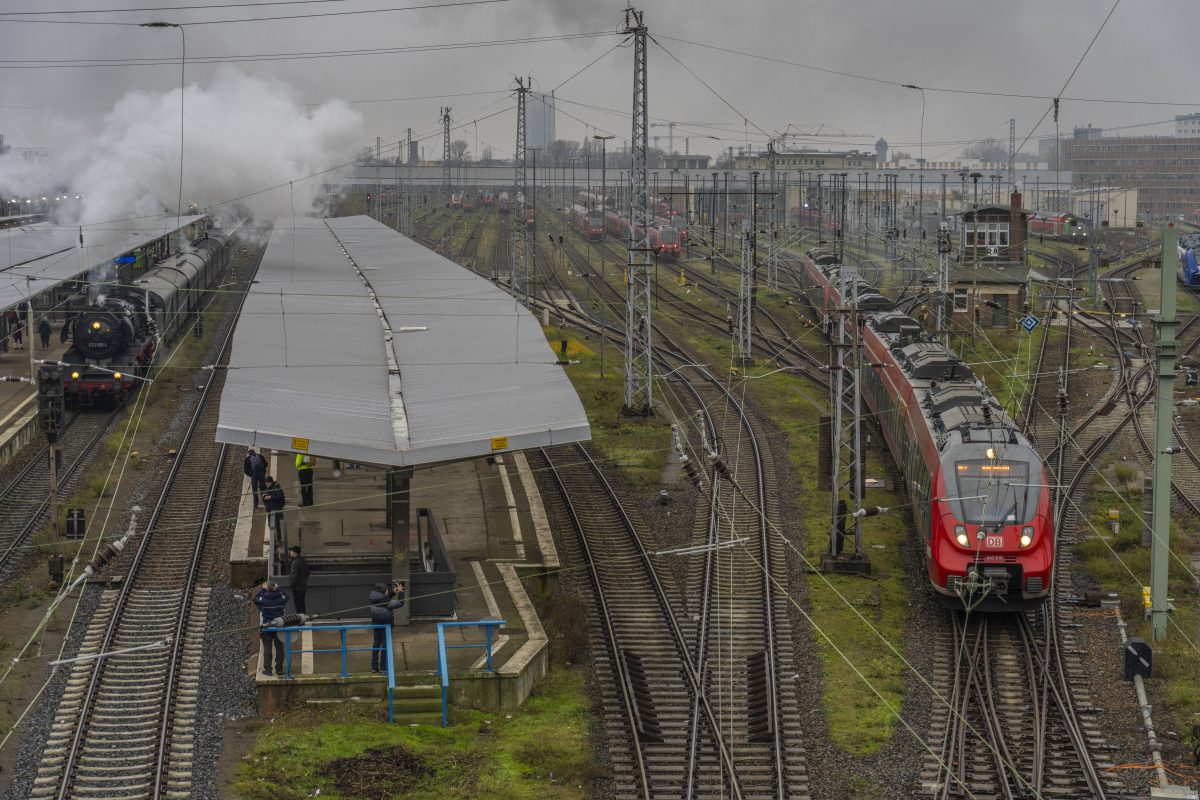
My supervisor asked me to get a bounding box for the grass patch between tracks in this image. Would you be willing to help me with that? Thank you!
[541,324,672,488]
[233,666,595,800]
[736,365,911,756]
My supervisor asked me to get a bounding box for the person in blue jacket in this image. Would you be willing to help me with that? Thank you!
[368,580,405,673]
[254,580,289,676]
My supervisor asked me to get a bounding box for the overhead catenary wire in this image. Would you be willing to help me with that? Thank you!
[0,0,509,27]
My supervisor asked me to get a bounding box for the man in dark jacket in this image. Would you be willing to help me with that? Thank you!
[368,581,405,673]
[253,580,289,676]
[261,475,285,536]
[37,318,51,349]
[243,449,268,508]
[288,545,310,615]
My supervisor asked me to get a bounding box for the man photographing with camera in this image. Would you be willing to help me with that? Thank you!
[368,580,406,674]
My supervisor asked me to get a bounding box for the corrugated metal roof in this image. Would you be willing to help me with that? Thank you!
[216,215,590,467]
[0,215,206,314]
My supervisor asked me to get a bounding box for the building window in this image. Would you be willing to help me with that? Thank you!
[962,221,1010,248]
[953,288,968,312]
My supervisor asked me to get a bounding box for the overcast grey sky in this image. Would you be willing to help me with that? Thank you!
[0,0,1196,209]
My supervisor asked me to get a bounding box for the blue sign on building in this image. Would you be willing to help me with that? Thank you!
[113,255,137,264]
[1020,315,1040,333]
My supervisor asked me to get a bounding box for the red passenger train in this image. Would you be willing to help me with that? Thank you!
[571,204,604,240]
[602,211,681,258]
[798,250,1053,610]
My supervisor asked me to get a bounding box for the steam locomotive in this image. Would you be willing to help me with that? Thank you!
[798,249,1053,610]
[58,224,239,405]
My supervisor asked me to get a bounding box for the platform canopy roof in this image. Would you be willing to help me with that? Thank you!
[0,215,206,314]
[216,215,590,467]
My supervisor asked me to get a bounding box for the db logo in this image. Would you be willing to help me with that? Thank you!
[985,535,1004,549]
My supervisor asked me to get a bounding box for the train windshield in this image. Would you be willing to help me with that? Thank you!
[953,460,1031,525]
[660,228,678,244]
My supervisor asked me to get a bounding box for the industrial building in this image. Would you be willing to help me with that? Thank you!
[1064,129,1200,218]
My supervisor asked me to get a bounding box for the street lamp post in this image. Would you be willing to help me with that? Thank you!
[139,22,185,232]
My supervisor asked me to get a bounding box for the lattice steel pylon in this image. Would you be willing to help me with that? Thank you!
[767,140,777,290]
[623,6,653,415]
[936,223,951,347]
[736,221,753,361]
[826,266,868,567]
[512,78,531,304]
[441,107,452,199]
[1008,117,1017,191]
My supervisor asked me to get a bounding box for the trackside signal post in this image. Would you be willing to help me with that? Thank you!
[1149,226,1178,641]
[36,365,65,538]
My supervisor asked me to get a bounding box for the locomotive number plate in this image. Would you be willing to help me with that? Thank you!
[985,535,1004,549]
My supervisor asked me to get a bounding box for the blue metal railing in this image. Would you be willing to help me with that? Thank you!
[264,623,397,722]
[435,619,507,727]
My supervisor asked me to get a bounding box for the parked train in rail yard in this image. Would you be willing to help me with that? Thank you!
[798,249,1053,610]
[1178,231,1200,287]
[57,220,242,406]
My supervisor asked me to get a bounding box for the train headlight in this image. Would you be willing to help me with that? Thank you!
[70,371,80,380]
[954,524,968,547]
[91,321,102,330]
[1020,526,1034,548]
[112,372,122,380]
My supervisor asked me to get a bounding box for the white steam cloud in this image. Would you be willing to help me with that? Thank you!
[0,68,362,226]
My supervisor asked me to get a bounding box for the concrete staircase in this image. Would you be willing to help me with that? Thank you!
[303,682,443,725]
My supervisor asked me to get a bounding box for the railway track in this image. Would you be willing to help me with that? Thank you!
[524,217,809,797]
[538,443,745,798]
[28,246,259,800]
[0,410,117,582]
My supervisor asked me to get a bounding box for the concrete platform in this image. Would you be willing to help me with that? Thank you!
[0,338,70,467]
[239,449,557,721]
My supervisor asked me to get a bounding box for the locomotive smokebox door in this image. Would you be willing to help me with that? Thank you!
[1123,637,1152,681]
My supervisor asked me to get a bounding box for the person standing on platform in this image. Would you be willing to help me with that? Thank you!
[261,475,285,537]
[253,580,289,676]
[37,317,50,349]
[288,545,310,615]
[295,453,315,507]
[243,449,267,508]
[368,581,405,674]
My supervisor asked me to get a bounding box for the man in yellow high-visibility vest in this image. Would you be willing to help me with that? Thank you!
[295,453,316,507]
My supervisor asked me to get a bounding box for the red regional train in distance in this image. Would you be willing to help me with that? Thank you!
[798,249,1053,611]
[602,211,681,258]
[571,204,604,240]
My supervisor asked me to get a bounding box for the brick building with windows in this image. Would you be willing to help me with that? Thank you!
[948,191,1031,328]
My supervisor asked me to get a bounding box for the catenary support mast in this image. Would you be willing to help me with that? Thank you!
[623,7,653,414]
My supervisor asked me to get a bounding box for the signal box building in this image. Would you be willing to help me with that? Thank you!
[949,191,1032,328]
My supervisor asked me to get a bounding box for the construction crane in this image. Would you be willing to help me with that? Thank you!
[649,120,729,154]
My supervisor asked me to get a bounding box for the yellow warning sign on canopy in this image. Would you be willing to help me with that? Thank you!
[490,436,509,451]
[291,437,310,452]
